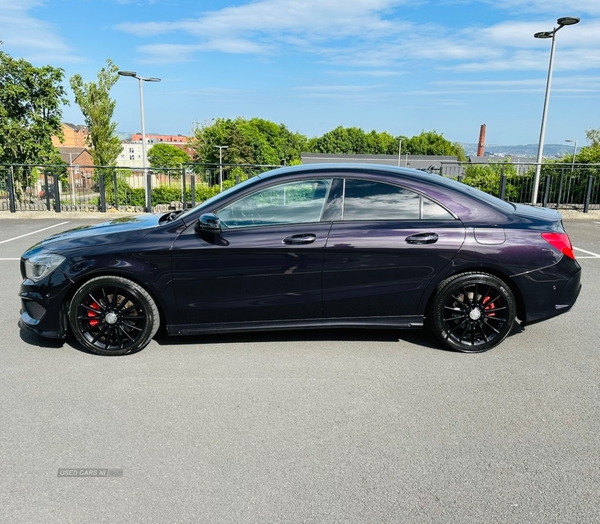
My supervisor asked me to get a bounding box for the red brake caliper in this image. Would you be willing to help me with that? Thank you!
[483,296,495,317]
[87,301,100,327]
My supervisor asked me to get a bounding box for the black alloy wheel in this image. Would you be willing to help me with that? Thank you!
[68,276,160,356]
[430,272,516,352]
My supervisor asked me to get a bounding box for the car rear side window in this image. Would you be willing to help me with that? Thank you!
[343,179,454,221]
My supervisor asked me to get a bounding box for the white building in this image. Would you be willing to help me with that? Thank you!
[117,140,147,168]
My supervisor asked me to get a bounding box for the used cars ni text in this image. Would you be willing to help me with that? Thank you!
[19,164,581,355]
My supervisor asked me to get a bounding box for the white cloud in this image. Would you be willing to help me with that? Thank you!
[486,0,600,16]
[113,0,600,77]
[115,0,412,61]
[0,0,81,63]
[288,84,391,103]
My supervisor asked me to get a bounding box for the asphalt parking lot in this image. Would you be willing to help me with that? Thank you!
[1,215,599,523]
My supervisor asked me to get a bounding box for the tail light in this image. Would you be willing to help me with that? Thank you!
[541,232,576,260]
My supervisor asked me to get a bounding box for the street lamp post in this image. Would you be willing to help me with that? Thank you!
[565,139,578,173]
[118,70,161,212]
[214,145,228,191]
[531,17,580,205]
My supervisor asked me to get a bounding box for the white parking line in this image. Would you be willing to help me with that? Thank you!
[0,258,20,261]
[574,246,600,259]
[0,222,70,245]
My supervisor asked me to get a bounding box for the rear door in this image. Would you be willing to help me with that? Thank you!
[322,178,466,318]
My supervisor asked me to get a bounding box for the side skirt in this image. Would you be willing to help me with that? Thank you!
[167,316,424,336]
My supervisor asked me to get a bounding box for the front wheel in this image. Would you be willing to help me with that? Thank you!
[68,276,160,356]
[429,272,516,353]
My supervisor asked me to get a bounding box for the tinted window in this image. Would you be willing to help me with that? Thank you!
[217,179,332,228]
[422,197,455,220]
[343,179,454,221]
[344,180,420,220]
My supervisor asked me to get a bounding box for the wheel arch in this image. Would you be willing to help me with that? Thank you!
[62,269,168,334]
[422,265,526,323]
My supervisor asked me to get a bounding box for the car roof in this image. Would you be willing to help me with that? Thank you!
[257,162,436,183]
[258,163,512,210]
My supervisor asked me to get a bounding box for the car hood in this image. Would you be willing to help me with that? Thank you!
[24,214,162,255]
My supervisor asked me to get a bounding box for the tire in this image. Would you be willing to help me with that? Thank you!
[68,276,160,356]
[429,272,516,353]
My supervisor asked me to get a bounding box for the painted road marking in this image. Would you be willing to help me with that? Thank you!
[574,246,600,259]
[0,222,70,245]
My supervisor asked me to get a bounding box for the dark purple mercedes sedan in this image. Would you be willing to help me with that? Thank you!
[19,164,581,355]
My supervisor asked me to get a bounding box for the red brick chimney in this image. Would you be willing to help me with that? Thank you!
[477,124,486,157]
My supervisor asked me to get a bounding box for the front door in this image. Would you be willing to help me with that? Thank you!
[171,178,333,325]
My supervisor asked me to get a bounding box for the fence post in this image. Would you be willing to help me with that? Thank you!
[99,173,106,212]
[543,175,551,208]
[499,167,507,200]
[53,173,61,213]
[556,168,565,209]
[8,166,16,213]
[583,176,594,214]
[182,167,187,209]
[44,170,51,211]
[113,169,119,210]
[190,172,196,208]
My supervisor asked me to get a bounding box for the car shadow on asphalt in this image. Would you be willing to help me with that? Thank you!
[19,323,526,356]
[153,320,525,353]
[19,328,66,349]
[153,328,446,351]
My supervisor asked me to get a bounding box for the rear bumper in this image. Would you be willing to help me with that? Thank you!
[513,256,582,325]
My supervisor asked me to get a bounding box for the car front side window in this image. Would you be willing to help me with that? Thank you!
[217,179,332,229]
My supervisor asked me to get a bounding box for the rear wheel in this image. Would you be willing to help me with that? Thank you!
[68,276,159,356]
[430,272,516,352]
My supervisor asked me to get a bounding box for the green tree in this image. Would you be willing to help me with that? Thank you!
[70,59,122,167]
[556,128,600,165]
[462,159,521,200]
[308,127,465,159]
[309,126,369,154]
[585,128,600,148]
[148,143,191,175]
[576,128,600,163]
[403,130,466,161]
[191,117,307,166]
[0,50,68,186]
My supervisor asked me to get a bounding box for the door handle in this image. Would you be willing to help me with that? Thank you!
[405,233,439,245]
[283,234,317,245]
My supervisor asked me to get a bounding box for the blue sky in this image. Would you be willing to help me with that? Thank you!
[1,0,599,147]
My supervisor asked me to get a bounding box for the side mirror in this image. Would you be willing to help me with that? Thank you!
[197,213,221,232]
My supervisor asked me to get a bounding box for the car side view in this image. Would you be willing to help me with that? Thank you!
[19,164,581,355]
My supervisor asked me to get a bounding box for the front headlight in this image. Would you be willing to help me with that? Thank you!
[24,253,66,282]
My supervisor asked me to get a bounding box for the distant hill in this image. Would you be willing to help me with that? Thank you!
[461,143,573,159]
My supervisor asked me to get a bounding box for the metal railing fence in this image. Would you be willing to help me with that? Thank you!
[438,162,600,211]
[1,161,599,214]
[0,163,279,213]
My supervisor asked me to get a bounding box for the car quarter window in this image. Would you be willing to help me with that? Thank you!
[343,179,455,221]
[217,179,333,228]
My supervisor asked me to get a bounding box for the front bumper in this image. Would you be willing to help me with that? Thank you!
[18,271,73,339]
